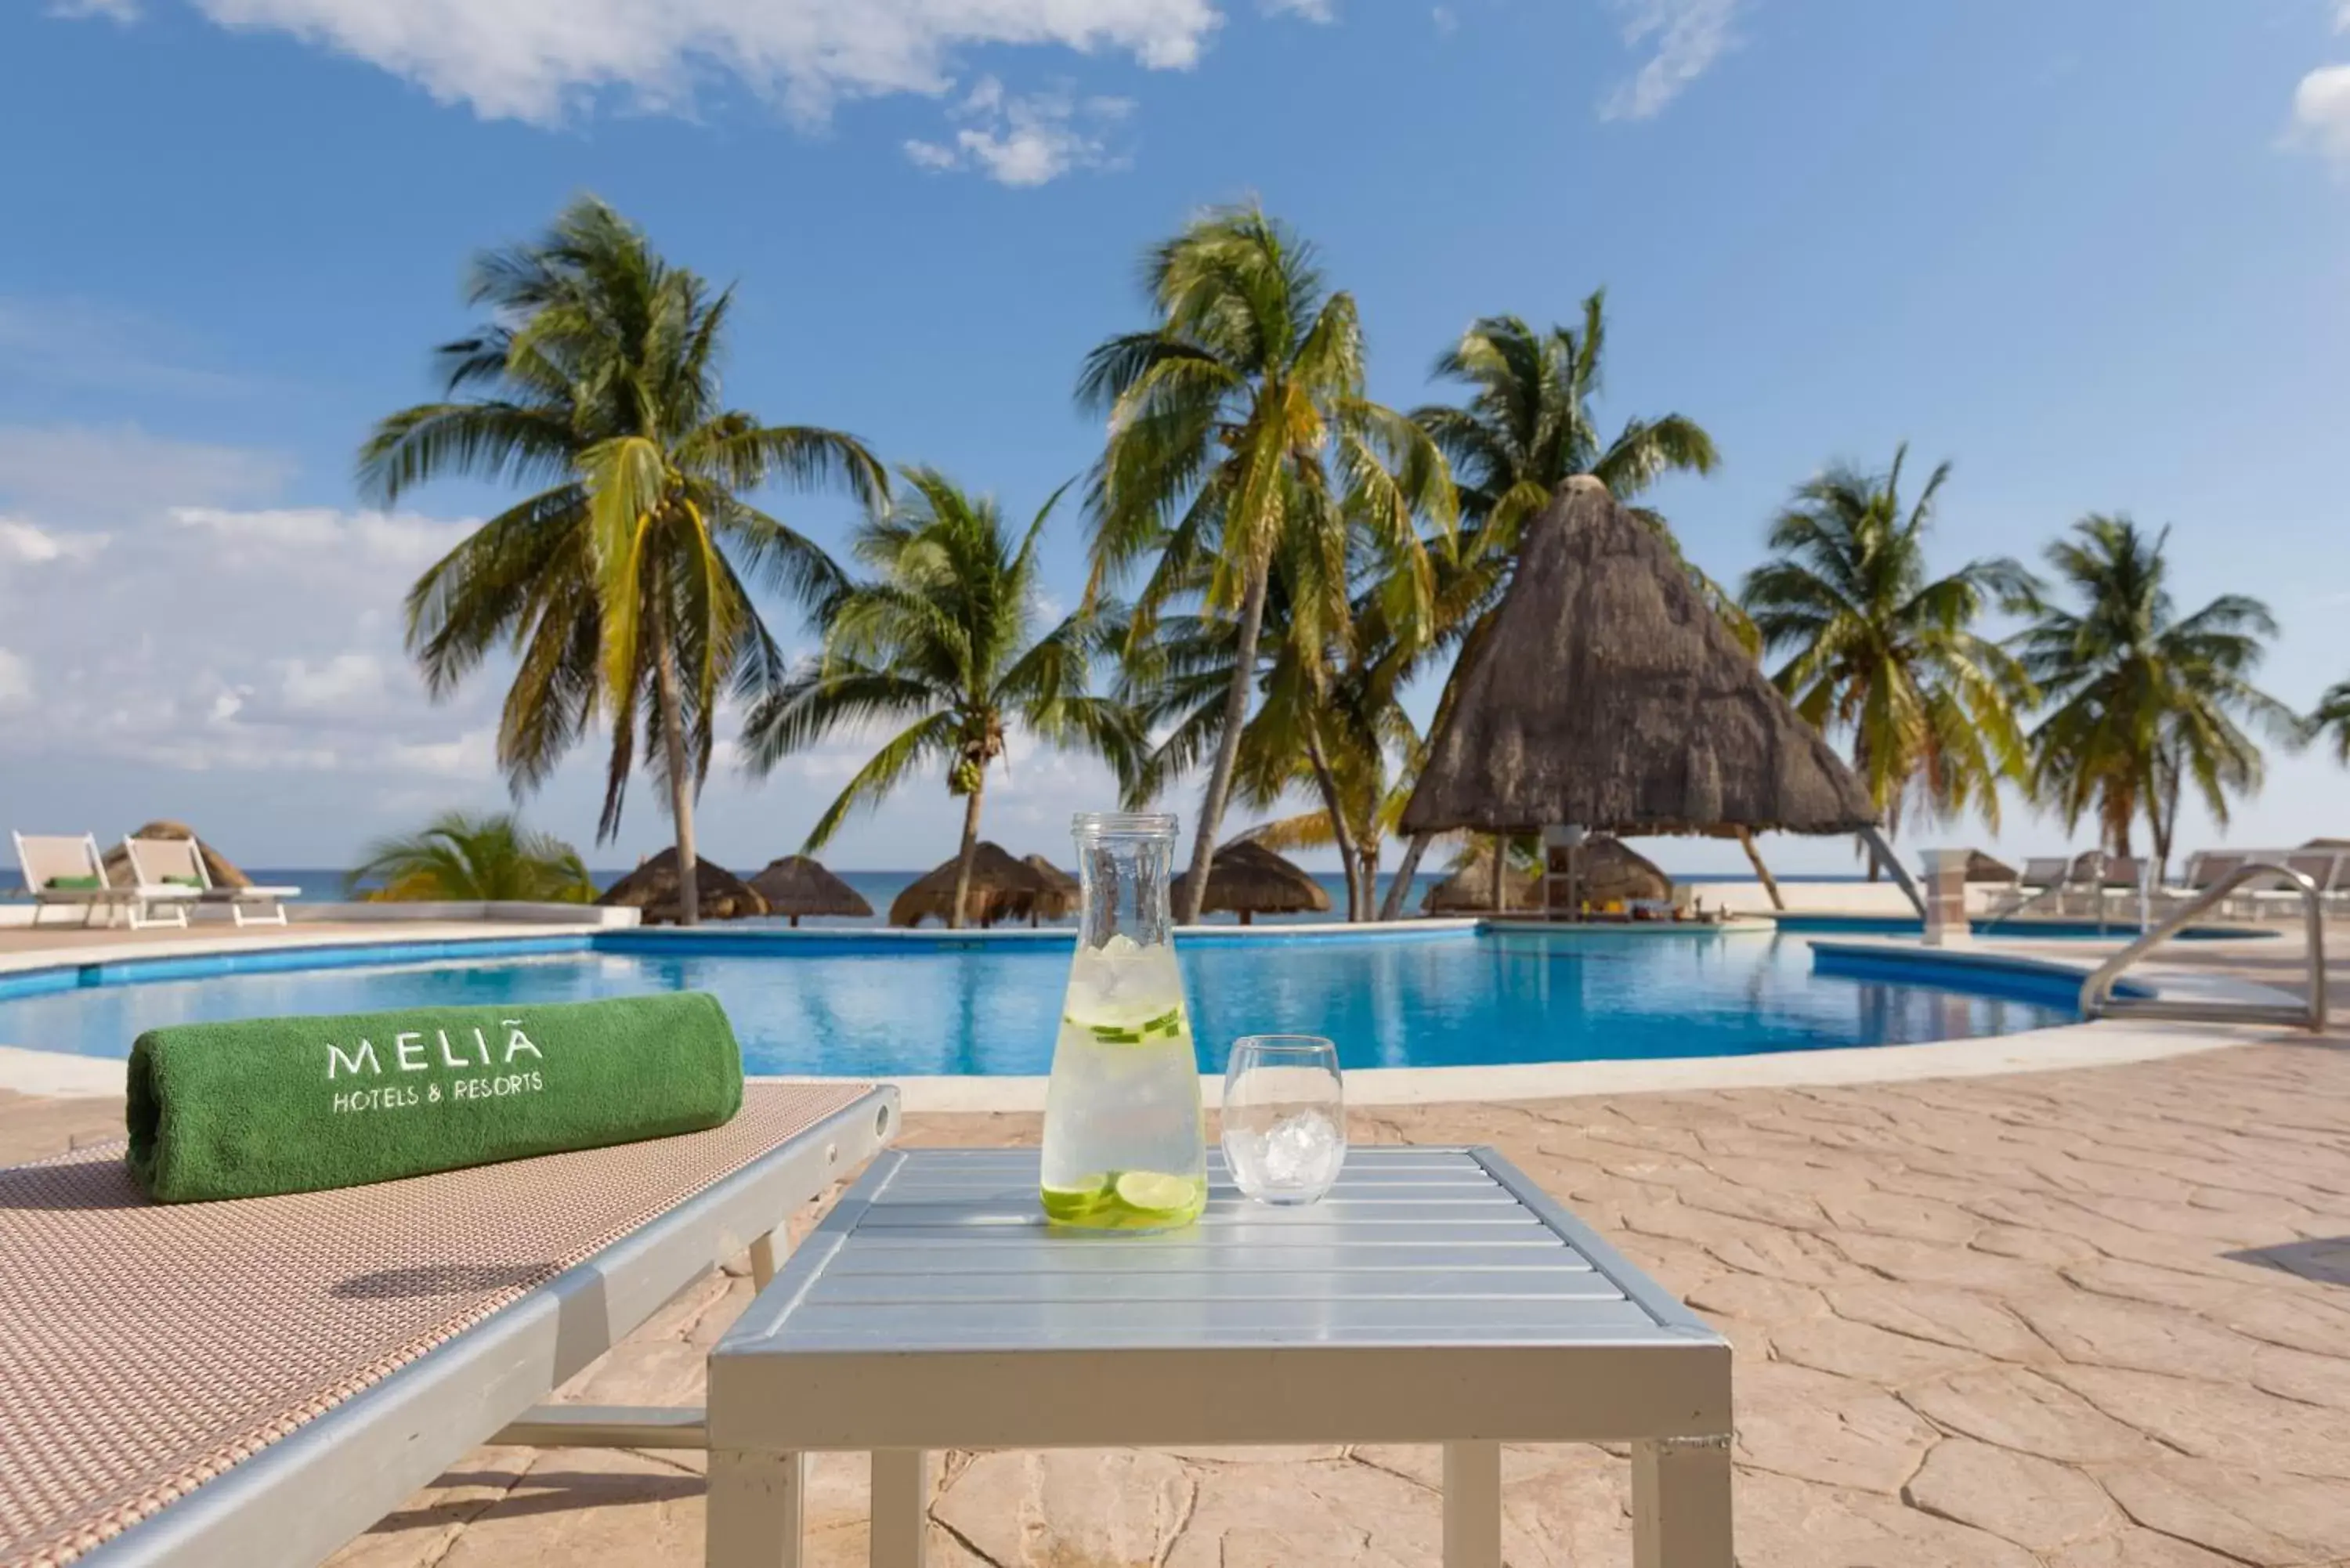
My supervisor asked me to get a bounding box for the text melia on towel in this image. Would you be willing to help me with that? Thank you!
[125,992,746,1202]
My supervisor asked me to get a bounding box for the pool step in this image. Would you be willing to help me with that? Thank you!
[2095,997,2323,1029]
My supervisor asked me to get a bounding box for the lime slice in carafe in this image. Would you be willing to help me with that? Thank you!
[1112,1171,1199,1215]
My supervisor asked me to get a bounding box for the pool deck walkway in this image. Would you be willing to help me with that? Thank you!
[2,922,2346,1565]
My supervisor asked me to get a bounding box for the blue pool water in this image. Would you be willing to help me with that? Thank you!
[1770,913,2272,941]
[0,929,2073,1076]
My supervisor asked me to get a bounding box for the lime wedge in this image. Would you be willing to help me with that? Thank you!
[1040,1176,1110,1223]
[1112,1171,1199,1215]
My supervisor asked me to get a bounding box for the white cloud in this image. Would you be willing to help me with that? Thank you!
[1431,6,1457,37]
[1600,0,1742,121]
[279,652,391,710]
[171,505,469,569]
[0,649,34,710]
[0,517,107,564]
[2292,63,2350,164]
[0,430,494,787]
[1264,0,1333,20]
[111,0,1226,125]
[0,425,290,522]
[903,76,1133,185]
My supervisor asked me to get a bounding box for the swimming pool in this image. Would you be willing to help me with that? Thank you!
[0,927,2076,1076]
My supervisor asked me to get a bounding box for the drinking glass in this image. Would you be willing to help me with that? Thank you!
[1220,1035,1346,1205]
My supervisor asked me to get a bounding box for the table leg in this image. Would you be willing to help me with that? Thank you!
[1441,1440,1502,1567]
[870,1449,929,1568]
[749,1227,784,1290]
[707,1449,804,1568]
[1632,1436,1732,1568]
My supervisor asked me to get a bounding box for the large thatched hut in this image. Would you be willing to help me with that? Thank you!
[1172,840,1329,925]
[746,855,871,927]
[102,821,252,890]
[597,848,767,924]
[1022,855,1081,922]
[1400,476,1893,919]
[889,843,1056,928]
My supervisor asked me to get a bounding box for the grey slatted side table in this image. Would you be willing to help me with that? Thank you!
[707,1147,1731,1567]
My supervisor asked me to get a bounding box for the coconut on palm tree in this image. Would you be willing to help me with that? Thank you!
[1741,447,2037,864]
[359,197,884,925]
[1079,204,1455,923]
[743,467,1139,929]
[346,811,596,902]
[2016,515,2294,878]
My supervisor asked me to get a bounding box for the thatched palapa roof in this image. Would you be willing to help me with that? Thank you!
[1964,850,2018,884]
[1401,477,1876,839]
[746,855,871,926]
[1423,844,1542,915]
[890,843,1055,928]
[1173,840,1329,924]
[596,848,767,924]
[103,821,253,890]
[1022,855,1081,920]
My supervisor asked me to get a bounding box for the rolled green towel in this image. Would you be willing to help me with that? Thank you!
[45,875,102,891]
[127,992,744,1202]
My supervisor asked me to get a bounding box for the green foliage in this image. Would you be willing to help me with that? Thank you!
[357,197,884,847]
[743,468,1141,923]
[1411,298,1740,645]
[1741,446,2038,837]
[2016,515,2294,869]
[1079,204,1455,918]
[346,812,596,903]
[2313,679,2350,765]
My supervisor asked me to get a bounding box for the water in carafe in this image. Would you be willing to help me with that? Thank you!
[1039,813,1206,1230]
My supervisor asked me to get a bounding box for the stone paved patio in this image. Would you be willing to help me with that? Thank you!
[12,1032,2350,1566]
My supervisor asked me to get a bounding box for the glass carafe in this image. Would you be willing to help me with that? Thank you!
[1039,812,1207,1230]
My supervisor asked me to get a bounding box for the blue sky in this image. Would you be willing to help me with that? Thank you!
[2,0,2347,876]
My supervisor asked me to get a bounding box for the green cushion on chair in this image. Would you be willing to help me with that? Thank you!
[44,876,103,891]
[163,876,203,887]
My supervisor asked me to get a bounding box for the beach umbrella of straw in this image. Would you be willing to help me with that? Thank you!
[1171,840,1329,925]
[596,847,768,924]
[746,854,872,927]
[888,843,1057,928]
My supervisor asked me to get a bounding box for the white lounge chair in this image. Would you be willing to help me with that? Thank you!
[10,831,200,930]
[123,833,301,927]
[0,1082,898,1568]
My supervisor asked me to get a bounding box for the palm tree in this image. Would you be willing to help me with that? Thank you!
[1405,299,1727,898]
[1410,298,1731,635]
[742,468,1138,929]
[347,811,596,902]
[358,197,884,925]
[1079,204,1454,923]
[2312,679,2350,764]
[2016,515,2295,877]
[1741,448,2038,861]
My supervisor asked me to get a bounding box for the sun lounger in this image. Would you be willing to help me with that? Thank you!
[10,833,200,930]
[122,834,301,928]
[0,1081,898,1568]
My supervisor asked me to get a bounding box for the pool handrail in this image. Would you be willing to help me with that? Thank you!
[2079,860,2326,1031]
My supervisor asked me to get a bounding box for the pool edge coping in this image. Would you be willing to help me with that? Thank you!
[0,922,2307,1105]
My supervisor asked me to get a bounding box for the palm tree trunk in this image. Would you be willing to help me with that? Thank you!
[950,780,985,931]
[1357,842,1379,923]
[1180,561,1271,925]
[1488,833,1508,915]
[1301,728,1361,923]
[1737,828,1786,912]
[650,610,700,928]
[1380,831,1433,921]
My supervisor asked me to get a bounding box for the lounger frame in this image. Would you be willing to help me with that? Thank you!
[121,833,300,927]
[74,1086,898,1568]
